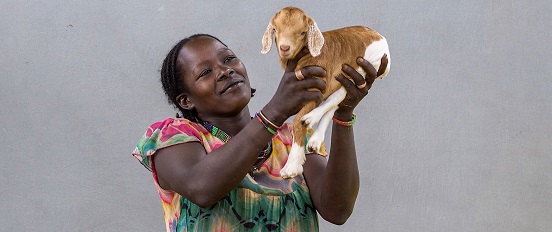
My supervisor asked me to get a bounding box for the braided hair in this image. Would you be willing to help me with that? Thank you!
[160,34,256,121]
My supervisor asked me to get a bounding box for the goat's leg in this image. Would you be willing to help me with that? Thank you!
[280,102,316,178]
[280,116,307,179]
[305,86,347,153]
[301,86,348,129]
[306,105,338,153]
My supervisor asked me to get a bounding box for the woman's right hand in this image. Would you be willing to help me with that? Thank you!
[262,48,327,125]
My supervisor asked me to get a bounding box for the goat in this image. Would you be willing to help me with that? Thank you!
[261,6,390,178]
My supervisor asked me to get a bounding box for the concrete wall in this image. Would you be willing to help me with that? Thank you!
[1,0,550,231]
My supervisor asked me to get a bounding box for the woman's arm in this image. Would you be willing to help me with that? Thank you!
[153,120,274,208]
[153,52,327,208]
[304,54,389,224]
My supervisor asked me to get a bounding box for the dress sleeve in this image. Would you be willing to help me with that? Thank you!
[132,118,204,171]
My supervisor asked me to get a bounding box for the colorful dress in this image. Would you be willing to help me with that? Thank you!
[132,118,327,232]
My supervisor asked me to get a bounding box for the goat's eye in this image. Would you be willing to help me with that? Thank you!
[301,31,306,35]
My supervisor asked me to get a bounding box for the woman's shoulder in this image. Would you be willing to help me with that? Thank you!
[132,117,207,171]
[141,117,208,147]
[145,117,205,137]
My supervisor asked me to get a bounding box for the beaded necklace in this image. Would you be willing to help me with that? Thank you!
[199,120,273,161]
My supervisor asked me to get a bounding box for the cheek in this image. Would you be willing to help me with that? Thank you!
[187,81,213,100]
[294,36,306,49]
[235,61,248,78]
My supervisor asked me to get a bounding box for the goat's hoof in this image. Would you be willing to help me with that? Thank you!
[307,133,324,152]
[280,162,303,179]
[307,141,322,153]
[307,135,323,153]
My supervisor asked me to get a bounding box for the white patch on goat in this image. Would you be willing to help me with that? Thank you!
[280,142,305,178]
[304,87,346,153]
[301,87,348,128]
[307,106,337,153]
[364,36,391,78]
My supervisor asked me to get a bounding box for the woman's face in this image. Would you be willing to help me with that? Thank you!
[177,36,252,118]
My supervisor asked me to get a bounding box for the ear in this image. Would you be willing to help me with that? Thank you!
[307,17,324,57]
[261,22,275,54]
[176,94,194,110]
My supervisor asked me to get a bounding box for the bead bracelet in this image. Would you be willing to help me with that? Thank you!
[332,113,357,126]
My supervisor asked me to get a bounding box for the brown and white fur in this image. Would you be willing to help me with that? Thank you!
[261,6,390,178]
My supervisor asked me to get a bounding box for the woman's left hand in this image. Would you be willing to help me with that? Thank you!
[334,54,389,115]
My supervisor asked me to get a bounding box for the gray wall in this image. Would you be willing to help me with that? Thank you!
[1,0,550,231]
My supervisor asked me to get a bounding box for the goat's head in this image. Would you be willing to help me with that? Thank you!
[261,6,325,60]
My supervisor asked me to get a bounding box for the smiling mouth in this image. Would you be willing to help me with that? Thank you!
[221,80,244,94]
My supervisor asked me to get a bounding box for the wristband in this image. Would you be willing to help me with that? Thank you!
[256,113,277,135]
[332,113,356,126]
[258,110,281,129]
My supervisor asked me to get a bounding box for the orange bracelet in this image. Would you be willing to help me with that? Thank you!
[258,110,280,129]
[256,113,277,135]
[332,113,356,126]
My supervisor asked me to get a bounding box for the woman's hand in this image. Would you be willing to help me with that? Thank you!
[334,54,389,117]
[263,48,327,125]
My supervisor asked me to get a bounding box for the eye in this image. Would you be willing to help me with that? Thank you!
[198,69,212,78]
[224,55,237,63]
[301,31,306,35]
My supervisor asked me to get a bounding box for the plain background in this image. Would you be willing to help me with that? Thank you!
[1,0,551,231]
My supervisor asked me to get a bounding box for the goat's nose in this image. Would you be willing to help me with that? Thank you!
[280,45,290,52]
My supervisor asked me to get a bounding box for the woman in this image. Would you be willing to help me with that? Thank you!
[133,34,386,231]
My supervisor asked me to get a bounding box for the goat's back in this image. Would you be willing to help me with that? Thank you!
[297,26,386,97]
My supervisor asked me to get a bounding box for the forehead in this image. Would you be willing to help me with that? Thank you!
[177,36,229,66]
[273,9,309,29]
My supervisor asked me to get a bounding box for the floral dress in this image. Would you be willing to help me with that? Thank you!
[132,118,327,232]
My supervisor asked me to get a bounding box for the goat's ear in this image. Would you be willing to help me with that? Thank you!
[307,18,324,57]
[261,23,274,54]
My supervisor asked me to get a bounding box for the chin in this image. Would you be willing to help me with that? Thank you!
[279,53,294,60]
[232,90,252,108]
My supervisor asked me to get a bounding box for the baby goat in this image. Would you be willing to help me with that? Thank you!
[261,6,390,178]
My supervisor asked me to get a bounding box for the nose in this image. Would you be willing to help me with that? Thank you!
[218,65,234,80]
[280,45,290,52]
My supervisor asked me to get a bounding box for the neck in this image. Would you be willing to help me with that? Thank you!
[198,107,251,137]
